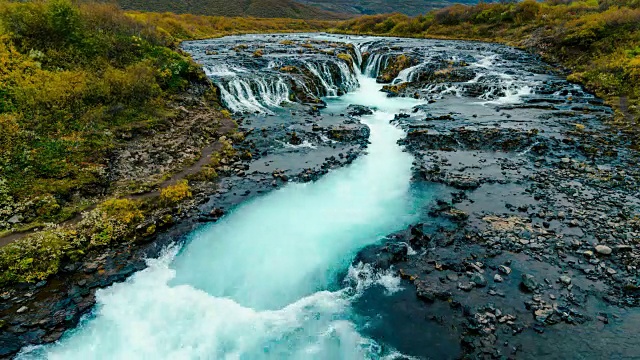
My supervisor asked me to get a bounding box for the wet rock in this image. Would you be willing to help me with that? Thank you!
[289,132,302,145]
[559,275,572,285]
[521,274,538,292]
[458,282,475,292]
[494,274,504,283]
[416,281,452,302]
[346,104,373,116]
[614,245,633,253]
[498,265,512,275]
[595,245,612,255]
[16,306,27,314]
[534,307,554,323]
[471,273,487,288]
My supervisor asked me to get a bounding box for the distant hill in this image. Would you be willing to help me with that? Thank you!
[116,0,348,19]
[296,0,486,16]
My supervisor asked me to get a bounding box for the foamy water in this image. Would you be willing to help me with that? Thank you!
[18,74,429,359]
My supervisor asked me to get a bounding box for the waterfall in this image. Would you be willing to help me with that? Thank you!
[393,63,423,84]
[208,56,359,113]
[305,61,339,97]
[363,52,393,78]
[364,53,382,77]
[352,45,363,69]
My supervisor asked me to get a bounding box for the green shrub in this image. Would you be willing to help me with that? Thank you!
[0,226,77,285]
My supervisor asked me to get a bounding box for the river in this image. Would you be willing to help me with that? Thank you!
[18,33,597,359]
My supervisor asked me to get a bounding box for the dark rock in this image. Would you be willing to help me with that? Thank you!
[346,104,373,116]
[521,274,538,292]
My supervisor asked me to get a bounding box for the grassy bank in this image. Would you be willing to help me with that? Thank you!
[332,0,640,144]
[128,11,335,42]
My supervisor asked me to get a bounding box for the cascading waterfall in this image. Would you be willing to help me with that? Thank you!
[393,63,423,84]
[210,56,360,113]
[364,53,388,78]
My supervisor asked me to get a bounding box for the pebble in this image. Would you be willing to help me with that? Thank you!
[595,245,612,255]
[498,265,512,275]
[559,275,572,285]
[494,274,504,283]
[458,282,475,291]
[16,306,28,314]
[446,273,459,282]
[471,273,487,288]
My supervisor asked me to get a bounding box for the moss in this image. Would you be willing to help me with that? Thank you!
[0,226,77,285]
[280,66,299,73]
[377,54,417,83]
[382,82,410,96]
[98,198,144,224]
[336,53,353,67]
[145,224,156,236]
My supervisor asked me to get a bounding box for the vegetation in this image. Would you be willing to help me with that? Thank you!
[127,11,336,43]
[0,0,209,229]
[297,0,480,17]
[116,0,346,20]
[160,180,192,204]
[333,0,640,142]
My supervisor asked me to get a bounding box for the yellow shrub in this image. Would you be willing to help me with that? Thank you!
[98,198,144,224]
[160,180,192,204]
[0,114,19,155]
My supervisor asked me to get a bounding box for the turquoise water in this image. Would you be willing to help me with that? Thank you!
[19,75,432,359]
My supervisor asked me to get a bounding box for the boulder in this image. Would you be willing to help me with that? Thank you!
[521,274,538,292]
[346,104,374,116]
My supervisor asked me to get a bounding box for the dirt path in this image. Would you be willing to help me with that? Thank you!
[0,115,236,247]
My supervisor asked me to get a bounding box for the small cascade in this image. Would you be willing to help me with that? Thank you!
[304,61,340,97]
[352,45,363,70]
[335,60,359,93]
[363,53,391,78]
[205,56,359,113]
[393,63,423,84]
[216,75,290,114]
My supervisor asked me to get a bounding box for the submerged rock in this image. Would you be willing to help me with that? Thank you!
[346,104,374,116]
[521,274,538,292]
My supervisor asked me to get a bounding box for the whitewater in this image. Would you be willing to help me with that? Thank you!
[18,67,430,358]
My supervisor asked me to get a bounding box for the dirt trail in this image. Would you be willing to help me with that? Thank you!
[0,115,236,247]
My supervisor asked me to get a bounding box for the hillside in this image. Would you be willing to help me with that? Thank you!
[116,0,348,19]
[297,0,485,16]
